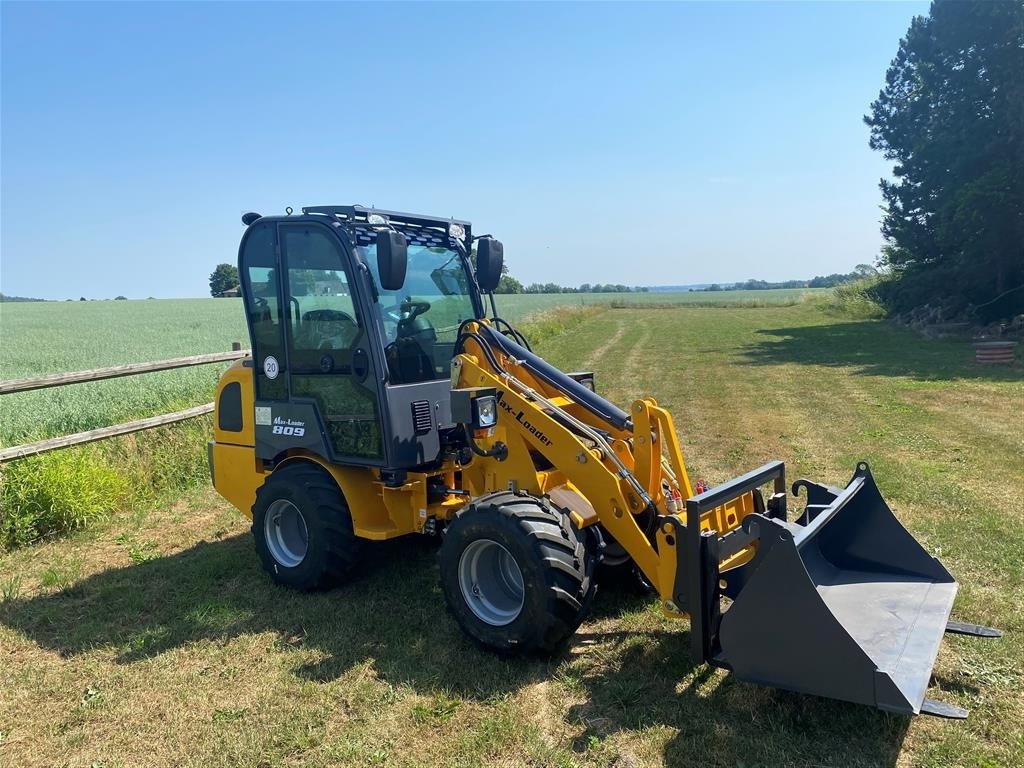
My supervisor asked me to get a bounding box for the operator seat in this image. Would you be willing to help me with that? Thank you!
[386,313,436,383]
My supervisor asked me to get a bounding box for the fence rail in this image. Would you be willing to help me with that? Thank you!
[0,347,249,395]
[0,404,215,463]
[0,344,247,463]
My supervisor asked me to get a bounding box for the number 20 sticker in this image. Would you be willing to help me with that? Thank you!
[263,355,280,380]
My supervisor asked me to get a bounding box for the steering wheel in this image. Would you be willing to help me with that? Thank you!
[380,299,431,323]
[303,309,355,323]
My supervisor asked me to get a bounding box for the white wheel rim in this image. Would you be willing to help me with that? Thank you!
[264,499,308,568]
[458,539,525,626]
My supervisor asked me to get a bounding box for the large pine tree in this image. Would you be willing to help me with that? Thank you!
[865,0,1023,320]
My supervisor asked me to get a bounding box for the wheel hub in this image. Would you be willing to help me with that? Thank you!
[458,539,524,626]
[264,499,309,568]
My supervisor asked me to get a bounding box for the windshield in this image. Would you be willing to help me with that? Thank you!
[359,239,479,384]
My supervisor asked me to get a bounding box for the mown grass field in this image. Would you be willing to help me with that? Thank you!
[1,299,1021,767]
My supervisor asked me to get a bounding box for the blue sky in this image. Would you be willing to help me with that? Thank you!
[1,1,928,299]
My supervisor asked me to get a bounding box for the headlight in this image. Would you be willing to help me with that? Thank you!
[475,396,497,428]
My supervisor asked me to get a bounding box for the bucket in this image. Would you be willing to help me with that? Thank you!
[716,463,956,715]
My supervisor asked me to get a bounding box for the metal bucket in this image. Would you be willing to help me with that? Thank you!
[716,463,958,715]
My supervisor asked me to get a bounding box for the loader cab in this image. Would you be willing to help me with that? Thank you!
[237,206,498,471]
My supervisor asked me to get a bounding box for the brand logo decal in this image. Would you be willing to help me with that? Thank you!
[497,393,553,446]
[272,416,305,437]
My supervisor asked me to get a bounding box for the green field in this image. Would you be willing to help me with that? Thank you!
[0,299,1020,767]
[0,290,822,446]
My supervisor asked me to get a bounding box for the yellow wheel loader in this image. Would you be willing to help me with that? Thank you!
[209,205,1000,718]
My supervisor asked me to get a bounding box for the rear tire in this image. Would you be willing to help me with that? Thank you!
[251,462,362,591]
[439,491,597,655]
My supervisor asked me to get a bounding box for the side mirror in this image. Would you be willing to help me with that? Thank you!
[376,230,408,290]
[476,238,504,292]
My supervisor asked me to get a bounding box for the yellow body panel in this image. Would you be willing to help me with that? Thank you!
[212,361,257,447]
[211,442,266,517]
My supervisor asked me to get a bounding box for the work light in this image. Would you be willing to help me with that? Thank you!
[476,396,497,428]
[451,387,499,430]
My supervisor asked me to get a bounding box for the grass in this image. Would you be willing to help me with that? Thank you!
[1,299,1021,767]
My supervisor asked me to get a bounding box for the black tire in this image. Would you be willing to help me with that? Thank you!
[439,491,597,656]
[251,462,362,591]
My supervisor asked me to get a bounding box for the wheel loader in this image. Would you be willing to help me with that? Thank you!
[209,205,999,718]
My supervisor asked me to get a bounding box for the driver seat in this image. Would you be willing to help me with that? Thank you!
[386,317,436,383]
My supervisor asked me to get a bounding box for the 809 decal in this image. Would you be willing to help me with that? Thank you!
[271,416,306,438]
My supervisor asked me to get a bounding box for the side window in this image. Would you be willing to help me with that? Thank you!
[242,222,287,400]
[283,229,359,366]
[281,225,383,461]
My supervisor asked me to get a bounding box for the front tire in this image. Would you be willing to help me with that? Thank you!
[439,491,597,655]
[251,462,362,591]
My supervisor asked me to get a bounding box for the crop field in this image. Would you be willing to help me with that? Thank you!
[0,298,1020,768]
[0,290,821,447]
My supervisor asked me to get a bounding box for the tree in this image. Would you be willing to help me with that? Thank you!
[209,263,240,296]
[494,263,524,294]
[865,1,1024,319]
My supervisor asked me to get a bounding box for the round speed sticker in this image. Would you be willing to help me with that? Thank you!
[263,355,280,380]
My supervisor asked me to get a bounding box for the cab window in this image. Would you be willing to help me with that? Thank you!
[241,222,287,399]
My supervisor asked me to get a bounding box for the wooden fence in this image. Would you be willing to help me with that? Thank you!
[0,344,249,463]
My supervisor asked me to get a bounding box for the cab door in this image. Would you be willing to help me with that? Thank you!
[277,222,386,465]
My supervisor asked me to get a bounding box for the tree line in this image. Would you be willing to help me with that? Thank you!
[697,265,878,292]
[865,0,1022,321]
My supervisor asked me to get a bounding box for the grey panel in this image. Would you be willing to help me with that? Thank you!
[384,379,453,467]
[254,401,331,461]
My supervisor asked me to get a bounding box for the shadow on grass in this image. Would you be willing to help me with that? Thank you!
[1,534,910,766]
[0,533,554,699]
[565,628,910,768]
[743,320,1020,381]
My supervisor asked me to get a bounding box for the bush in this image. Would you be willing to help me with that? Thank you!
[0,418,213,551]
[1,450,130,548]
[816,278,887,320]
